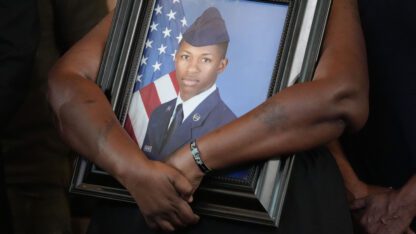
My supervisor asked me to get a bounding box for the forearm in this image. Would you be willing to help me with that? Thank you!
[194,79,356,169]
[47,11,151,181]
[171,78,365,177]
[49,77,145,174]
[328,140,370,200]
[49,71,150,179]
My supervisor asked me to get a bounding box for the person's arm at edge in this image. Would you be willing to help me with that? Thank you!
[168,0,368,181]
[47,12,199,231]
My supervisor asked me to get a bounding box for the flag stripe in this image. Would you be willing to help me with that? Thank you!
[155,73,179,103]
[129,93,150,146]
[140,82,161,118]
[170,71,180,93]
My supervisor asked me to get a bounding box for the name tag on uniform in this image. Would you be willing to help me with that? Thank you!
[143,145,152,153]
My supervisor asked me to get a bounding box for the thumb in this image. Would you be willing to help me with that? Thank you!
[172,172,194,203]
[350,197,367,210]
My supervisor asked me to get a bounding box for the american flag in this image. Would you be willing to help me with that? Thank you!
[124,0,188,146]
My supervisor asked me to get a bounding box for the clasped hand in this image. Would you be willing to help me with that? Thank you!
[121,159,200,232]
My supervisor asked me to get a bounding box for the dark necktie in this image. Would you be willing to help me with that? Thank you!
[162,104,183,147]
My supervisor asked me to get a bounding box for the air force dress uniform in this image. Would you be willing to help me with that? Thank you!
[142,89,236,160]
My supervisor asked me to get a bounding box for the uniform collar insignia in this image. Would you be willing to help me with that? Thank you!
[192,113,201,122]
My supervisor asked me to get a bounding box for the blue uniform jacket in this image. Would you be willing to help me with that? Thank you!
[142,89,236,160]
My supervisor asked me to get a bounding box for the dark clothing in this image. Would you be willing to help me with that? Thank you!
[88,148,353,234]
[143,89,236,160]
[344,0,416,188]
[0,1,38,129]
[0,1,39,233]
[1,0,107,233]
[3,0,107,187]
[342,0,416,229]
[0,149,12,233]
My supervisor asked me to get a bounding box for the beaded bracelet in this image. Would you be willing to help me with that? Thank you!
[190,140,211,174]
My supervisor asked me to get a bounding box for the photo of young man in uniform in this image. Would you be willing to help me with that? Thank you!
[142,7,236,160]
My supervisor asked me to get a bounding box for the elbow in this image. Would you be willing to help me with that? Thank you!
[47,60,84,113]
[341,93,368,133]
[331,75,369,133]
[46,64,69,137]
[47,62,80,121]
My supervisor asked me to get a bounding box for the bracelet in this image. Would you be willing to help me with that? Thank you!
[190,140,211,174]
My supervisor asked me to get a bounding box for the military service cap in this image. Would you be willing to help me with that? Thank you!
[183,7,229,47]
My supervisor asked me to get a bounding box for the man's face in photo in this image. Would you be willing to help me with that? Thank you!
[175,41,228,101]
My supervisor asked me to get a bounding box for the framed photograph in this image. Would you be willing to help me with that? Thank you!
[70,0,332,227]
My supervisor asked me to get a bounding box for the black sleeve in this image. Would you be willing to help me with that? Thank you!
[0,0,39,132]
